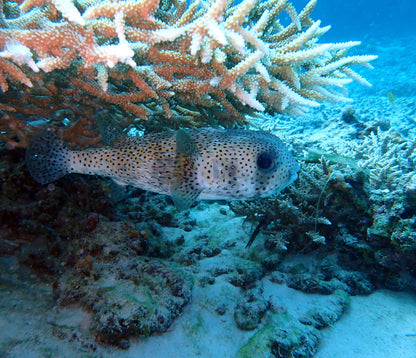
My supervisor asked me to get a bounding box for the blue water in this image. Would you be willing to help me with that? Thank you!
[285,0,416,110]
[292,0,416,40]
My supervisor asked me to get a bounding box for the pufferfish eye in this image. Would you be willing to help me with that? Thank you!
[257,152,276,172]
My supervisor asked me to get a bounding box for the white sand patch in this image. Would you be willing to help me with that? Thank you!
[315,290,416,358]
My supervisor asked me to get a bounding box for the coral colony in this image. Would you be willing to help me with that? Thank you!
[0,0,376,148]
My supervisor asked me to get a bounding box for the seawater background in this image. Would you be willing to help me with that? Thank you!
[292,0,416,40]
[278,0,416,120]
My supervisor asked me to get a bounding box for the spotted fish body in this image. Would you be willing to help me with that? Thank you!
[26,128,300,209]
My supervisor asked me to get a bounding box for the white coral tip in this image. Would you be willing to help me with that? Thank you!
[0,40,39,72]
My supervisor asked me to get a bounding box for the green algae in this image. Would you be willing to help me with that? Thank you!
[236,321,276,358]
[237,311,320,358]
[301,290,350,329]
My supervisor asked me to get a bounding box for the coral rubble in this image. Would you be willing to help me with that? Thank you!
[0,0,375,147]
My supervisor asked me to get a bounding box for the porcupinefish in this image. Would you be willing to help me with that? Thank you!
[25,128,300,209]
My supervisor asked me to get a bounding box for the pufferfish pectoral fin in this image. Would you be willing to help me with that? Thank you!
[171,187,202,210]
[171,129,202,210]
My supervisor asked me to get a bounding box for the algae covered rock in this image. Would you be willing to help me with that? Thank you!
[299,290,350,329]
[54,221,192,346]
[237,311,320,358]
[57,257,191,346]
[234,297,270,331]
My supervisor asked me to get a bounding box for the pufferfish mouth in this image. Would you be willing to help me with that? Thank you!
[288,171,299,186]
[269,167,299,196]
[287,162,301,186]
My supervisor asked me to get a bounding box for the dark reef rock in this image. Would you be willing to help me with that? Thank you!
[0,146,193,347]
[0,146,116,275]
[1,120,416,354]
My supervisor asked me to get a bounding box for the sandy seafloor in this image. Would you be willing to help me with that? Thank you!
[1,35,416,357]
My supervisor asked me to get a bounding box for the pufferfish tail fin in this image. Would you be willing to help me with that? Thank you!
[25,130,71,184]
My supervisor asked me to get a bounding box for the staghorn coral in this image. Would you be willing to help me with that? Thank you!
[0,0,376,148]
[358,128,416,192]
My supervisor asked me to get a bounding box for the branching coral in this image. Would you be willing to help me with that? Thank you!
[0,0,376,147]
[358,129,416,192]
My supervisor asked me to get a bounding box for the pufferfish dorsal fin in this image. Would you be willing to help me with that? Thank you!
[95,113,126,146]
[171,129,202,210]
[175,129,200,157]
